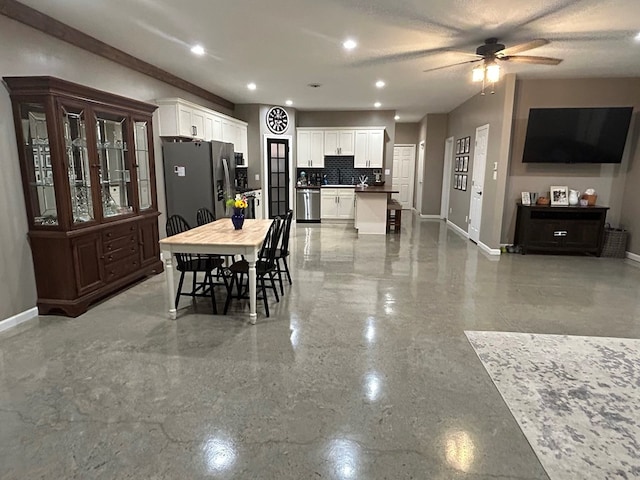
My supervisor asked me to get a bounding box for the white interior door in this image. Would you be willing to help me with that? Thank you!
[415,141,425,212]
[468,125,489,243]
[392,144,416,209]
[440,137,454,219]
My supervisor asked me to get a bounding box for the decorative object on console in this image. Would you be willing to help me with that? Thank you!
[550,186,569,206]
[521,192,531,205]
[568,189,581,206]
[536,196,550,205]
[582,188,597,206]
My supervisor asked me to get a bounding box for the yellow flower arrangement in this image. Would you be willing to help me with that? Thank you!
[226,194,248,210]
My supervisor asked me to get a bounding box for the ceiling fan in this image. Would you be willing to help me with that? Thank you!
[424,38,563,85]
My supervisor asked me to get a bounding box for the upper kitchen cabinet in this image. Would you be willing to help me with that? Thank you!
[156,98,248,157]
[297,129,325,168]
[324,129,355,156]
[5,76,162,317]
[354,129,384,168]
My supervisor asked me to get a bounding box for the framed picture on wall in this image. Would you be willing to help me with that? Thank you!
[465,137,471,153]
[455,139,461,154]
[454,157,459,172]
[462,175,467,191]
[453,174,458,190]
[463,156,469,172]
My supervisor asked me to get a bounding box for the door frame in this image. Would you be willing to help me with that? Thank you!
[262,134,293,218]
[415,141,425,213]
[392,144,416,210]
[440,137,454,219]
[468,124,489,244]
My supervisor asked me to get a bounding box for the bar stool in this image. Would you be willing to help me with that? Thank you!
[386,199,402,233]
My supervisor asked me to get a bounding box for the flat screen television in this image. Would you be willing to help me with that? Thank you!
[522,107,633,163]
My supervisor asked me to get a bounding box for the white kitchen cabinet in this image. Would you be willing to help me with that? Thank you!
[297,130,325,168]
[158,100,205,139]
[354,129,384,168]
[324,129,355,156]
[321,188,355,219]
[156,99,247,159]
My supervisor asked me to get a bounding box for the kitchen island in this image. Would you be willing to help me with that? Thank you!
[354,185,399,235]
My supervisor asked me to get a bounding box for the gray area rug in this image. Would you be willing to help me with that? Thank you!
[465,331,640,480]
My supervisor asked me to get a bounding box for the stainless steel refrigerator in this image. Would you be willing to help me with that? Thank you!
[162,141,235,227]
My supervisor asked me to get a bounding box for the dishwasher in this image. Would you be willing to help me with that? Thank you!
[296,188,320,223]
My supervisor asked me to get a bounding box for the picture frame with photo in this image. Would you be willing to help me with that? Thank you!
[521,191,531,205]
[455,157,459,172]
[456,139,461,154]
[461,175,467,191]
[465,137,470,153]
[457,175,462,190]
[45,154,51,168]
[550,185,569,206]
[463,156,469,172]
[453,174,458,190]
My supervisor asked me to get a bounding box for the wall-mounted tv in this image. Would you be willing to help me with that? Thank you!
[522,107,633,163]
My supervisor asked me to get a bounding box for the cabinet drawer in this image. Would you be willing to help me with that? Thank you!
[103,234,137,252]
[102,244,140,264]
[104,254,140,282]
[103,223,138,242]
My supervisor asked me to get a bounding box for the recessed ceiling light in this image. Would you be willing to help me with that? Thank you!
[190,44,205,56]
[374,102,381,108]
[285,100,293,106]
[375,80,386,88]
[394,115,400,121]
[343,38,357,50]
[247,83,257,91]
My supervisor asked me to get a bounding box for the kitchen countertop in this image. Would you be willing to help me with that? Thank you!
[295,185,321,189]
[353,185,399,194]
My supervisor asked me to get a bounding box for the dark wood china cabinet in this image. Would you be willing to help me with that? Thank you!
[4,76,163,317]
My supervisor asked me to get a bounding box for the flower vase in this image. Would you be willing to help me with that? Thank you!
[231,208,245,230]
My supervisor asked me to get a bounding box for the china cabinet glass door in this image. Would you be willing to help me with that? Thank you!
[134,120,152,210]
[95,113,134,217]
[19,103,58,225]
[62,105,94,223]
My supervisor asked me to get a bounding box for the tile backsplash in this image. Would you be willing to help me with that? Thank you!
[296,156,376,185]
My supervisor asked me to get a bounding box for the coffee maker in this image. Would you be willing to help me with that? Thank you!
[373,170,384,186]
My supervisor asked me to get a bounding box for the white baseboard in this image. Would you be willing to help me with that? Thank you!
[447,220,469,238]
[626,251,640,264]
[0,307,38,334]
[419,214,442,219]
[479,241,502,256]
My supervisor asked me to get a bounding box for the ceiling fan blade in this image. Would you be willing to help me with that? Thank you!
[500,55,563,65]
[499,39,549,56]
[352,46,476,68]
[423,58,482,73]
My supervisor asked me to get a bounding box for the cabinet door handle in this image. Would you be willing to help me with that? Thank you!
[192,125,197,136]
[553,231,568,237]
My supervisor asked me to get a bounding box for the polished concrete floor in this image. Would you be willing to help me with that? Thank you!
[1,215,640,479]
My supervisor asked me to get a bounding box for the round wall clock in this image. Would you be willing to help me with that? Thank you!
[266,106,289,134]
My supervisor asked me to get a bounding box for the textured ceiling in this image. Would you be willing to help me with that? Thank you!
[16,0,640,121]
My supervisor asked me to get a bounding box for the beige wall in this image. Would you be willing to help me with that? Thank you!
[297,110,396,182]
[395,123,419,145]
[504,78,640,245]
[621,119,640,254]
[446,75,516,248]
[0,16,232,320]
[423,114,448,216]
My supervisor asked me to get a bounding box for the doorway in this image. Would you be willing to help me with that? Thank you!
[265,138,290,218]
[392,144,416,209]
[440,137,454,219]
[468,124,489,243]
[415,141,425,212]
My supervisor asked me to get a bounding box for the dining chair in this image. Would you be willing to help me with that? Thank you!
[223,217,284,317]
[196,207,216,226]
[275,209,294,295]
[166,214,225,313]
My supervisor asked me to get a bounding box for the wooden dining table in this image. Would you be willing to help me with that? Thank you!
[159,218,273,324]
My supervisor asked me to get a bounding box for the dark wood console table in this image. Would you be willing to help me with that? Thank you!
[514,203,609,256]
